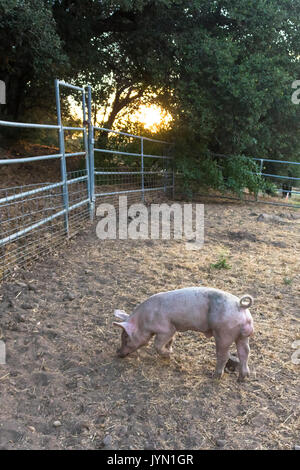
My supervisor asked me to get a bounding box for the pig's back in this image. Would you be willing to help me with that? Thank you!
[137,287,213,332]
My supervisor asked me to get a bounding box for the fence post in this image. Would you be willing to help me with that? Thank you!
[87,85,95,219]
[55,79,69,236]
[172,167,175,199]
[163,157,167,194]
[141,137,144,202]
[256,158,264,201]
[82,88,92,219]
[259,159,263,175]
[171,143,175,199]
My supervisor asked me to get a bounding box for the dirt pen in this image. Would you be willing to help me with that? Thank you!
[0,196,299,450]
[0,80,299,450]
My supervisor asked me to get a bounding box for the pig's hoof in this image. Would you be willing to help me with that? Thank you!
[161,353,171,359]
[213,371,223,380]
[237,371,250,382]
[158,351,171,359]
[116,350,128,358]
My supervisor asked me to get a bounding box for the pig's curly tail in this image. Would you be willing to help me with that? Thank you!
[239,295,253,309]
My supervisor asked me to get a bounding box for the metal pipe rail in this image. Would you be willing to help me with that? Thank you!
[95,186,173,198]
[254,157,300,166]
[0,78,174,279]
[0,198,89,247]
[212,152,300,166]
[0,151,86,165]
[63,126,84,131]
[93,148,172,159]
[93,126,170,144]
[56,80,85,92]
[94,171,172,175]
[0,175,88,205]
[259,173,300,181]
[0,120,60,130]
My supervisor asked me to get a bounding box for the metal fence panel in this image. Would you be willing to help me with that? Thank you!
[0,81,92,280]
[92,125,173,205]
[0,79,173,280]
[2,76,300,282]
[196,153,300,208]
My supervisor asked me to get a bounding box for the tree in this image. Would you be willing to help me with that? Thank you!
[1,0,300,196]
[0,0,67,120]
[169,1,300,160]
[52,0,180,128]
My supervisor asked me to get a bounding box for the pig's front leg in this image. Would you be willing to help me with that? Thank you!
[214,334,232,379]
[165,335,176,353]
[154,332,176,358]
[235,336,250,382]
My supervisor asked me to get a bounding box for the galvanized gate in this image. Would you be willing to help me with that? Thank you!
[0,81,91,279]
[0,80,174,280]
[92,129,173,204]
[84,87,173,206]
[1,78,298,280]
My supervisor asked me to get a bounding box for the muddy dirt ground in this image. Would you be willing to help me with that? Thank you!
[0,200,299,450]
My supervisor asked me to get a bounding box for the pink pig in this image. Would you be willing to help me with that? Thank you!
[113,287,254,381]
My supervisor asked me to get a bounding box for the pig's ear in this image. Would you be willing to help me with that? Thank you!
[112,321,135,337]
[114,309,129,321]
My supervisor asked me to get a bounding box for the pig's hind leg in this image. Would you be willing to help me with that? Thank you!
[154,331,176,358]
[235,336,250,382]
[213,334,233,379]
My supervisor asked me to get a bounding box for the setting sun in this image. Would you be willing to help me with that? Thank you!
[134,105,172,132]
[69,96,172,134]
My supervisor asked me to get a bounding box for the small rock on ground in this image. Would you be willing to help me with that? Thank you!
[216,439,226,448]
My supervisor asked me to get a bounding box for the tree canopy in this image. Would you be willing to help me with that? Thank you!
[0,0,300,190]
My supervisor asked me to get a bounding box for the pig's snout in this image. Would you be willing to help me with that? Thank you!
[116,348,128,358]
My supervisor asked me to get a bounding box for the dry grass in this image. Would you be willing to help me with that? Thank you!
[0,194,299,449]
[88,199,299,449]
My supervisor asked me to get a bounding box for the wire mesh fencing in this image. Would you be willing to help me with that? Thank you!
[0,166,173,280]
[0,171,90,280]
[92,124,174,210]
[3,77,300,282]
[94,167,173,206]
[0,80,174,281]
